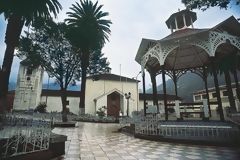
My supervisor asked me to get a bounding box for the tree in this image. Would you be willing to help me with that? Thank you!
[18,20,80,122]
[0,0,62,113]
[182,0,240,10]
[65,0,111,114]
[74,49,111,81]
[88,50,111,75]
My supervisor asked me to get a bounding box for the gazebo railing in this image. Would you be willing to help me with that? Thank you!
[118,114,240,142]
[134,116,239,142]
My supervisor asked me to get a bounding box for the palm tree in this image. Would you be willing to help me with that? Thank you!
[0,0,62,113]
[65,0,111,114]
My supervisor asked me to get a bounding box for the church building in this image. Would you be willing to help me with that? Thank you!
[12,61,180,117]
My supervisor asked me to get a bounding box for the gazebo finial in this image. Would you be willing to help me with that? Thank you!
[166,9,197,33]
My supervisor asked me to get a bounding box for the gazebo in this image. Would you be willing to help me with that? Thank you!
[135,9,240,121]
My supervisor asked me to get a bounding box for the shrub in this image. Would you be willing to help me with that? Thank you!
[34,102,47,113]
[96,106,106,117]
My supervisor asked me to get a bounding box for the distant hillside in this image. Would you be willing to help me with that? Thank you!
[8,82,80,91]
[147,72,239,102]
[8,82,16,91]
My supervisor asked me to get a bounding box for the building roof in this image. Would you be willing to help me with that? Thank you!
[139,93,181,101]
[193,83,238,95]
[87,73,139,83]
[41,89,81,97]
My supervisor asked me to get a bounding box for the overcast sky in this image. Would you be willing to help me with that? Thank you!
[0,0,239,89]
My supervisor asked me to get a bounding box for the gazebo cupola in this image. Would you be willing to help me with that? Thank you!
[166,9,196,33]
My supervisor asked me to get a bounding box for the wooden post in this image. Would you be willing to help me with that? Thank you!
[224,70,236,111]
[142,70,147,116]
[210,59,224,121]
[202,66,211,117]
[150,71,159,113]
[173,70,178,96]
[161,68,168,121]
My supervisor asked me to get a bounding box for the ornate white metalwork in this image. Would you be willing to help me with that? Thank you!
[190,38,212,56]
[161,43,180,64]
[141,43,162,68]
[209,31,240,56]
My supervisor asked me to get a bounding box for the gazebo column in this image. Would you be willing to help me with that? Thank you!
[182,14,187,28]
[190,17,194,28]
[173,70,178,96]
[202,66,211,117]
[150,71,159,113]
[142,70,147,116]
[233,68,240,101]
[224,70,236,111]
[174,18,179,30]
[210,58,224,121]
[161,68,168,121]
[170,25,173,33]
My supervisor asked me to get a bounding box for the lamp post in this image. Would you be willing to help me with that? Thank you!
[125,92,131,116]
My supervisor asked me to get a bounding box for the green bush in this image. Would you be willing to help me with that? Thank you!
[34,102,47,113]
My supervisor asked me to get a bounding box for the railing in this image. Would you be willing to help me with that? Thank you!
[2,112,78,124]
[0,115,51,159]
[120,114,240,142]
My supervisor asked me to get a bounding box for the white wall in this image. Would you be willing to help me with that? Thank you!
[41,96,80,114]
[193,87,238,110]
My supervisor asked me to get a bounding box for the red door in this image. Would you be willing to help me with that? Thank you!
[107,92,120,117]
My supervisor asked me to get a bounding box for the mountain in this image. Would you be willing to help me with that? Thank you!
[8,82,17,91]
[147,72,239,102]
[8,82,80,91]
[42,83,80,91]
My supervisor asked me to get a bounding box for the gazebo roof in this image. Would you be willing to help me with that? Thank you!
[211,16,240,37]
[160,28,209,42]
[135,16,240,71]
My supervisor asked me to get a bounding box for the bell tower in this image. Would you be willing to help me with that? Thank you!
[13,61,44,111]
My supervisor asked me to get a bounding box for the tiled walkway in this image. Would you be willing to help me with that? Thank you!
[52,122,240,160]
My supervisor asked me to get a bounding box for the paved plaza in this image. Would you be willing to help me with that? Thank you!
[52,122,240,160]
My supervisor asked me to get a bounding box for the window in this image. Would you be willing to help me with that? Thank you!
[223,90,228,97]
[202,94,207,99]
[195,95,201,101]
[26,68,32,75]
[212,92,217,98]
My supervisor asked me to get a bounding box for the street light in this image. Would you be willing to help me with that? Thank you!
[125,92,131,116]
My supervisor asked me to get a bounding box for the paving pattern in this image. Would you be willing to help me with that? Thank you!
[52,122,240,160]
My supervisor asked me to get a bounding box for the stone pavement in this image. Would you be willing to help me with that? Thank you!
[52,122,240,160]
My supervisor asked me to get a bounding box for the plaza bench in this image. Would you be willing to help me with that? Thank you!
[180,111,203,118]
